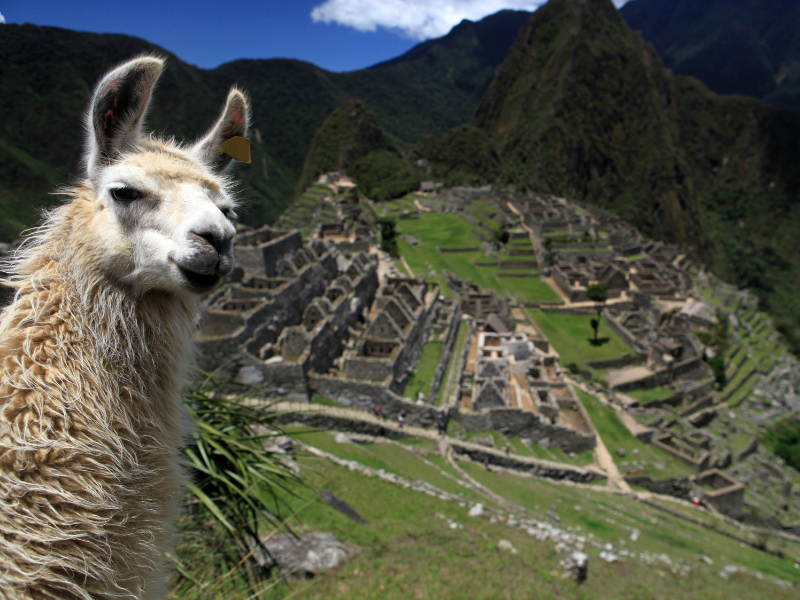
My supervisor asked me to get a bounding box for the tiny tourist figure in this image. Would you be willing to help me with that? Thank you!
[374,405,381,419]
[398,411,405,429]
[504,442,511,456]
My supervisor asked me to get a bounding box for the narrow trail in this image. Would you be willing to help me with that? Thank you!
[565,379,633,493]
[438,437,515,508]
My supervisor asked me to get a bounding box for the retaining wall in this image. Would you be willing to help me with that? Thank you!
[451,407,596,453]
[429,307,463,402]
[308,374,445,428]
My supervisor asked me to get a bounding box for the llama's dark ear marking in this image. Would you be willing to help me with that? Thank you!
[193,88,250,175]
[86,56,164,178]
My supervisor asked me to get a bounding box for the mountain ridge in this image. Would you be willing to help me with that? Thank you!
[422,0,800,353]
[0,12,530,239]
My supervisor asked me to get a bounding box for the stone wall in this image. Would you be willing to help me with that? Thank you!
[390,294,441,393]
[624,476,693,501]
[451,446,605,483]
[604,309,645,352]
[429,307,463,402]
[498,260,538,270]
[454,319,477,408]
[585,354,645,370]
[236,230,303,278]
[308,374,446,428]
[451,407,596,453]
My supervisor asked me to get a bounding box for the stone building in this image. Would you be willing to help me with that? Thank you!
[552,257,630,303]
[196,225,379,400]
[343,277,441,393]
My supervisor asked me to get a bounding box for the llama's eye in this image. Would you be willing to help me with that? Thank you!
[110,187,143,203]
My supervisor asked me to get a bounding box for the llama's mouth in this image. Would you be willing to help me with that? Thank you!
[177,266,221,293]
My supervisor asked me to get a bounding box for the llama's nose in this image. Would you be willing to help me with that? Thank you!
[188,229,234,276]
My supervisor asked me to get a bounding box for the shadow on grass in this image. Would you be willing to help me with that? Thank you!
[588,337,611,346]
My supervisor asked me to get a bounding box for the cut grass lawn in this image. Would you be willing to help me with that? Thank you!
[494,273,562,303]
[437,320,469,406]
[527,308,634,372]
[402,341,445,402]
[626,386,677,404]
[574,388,696,480]
[396,211,562,304]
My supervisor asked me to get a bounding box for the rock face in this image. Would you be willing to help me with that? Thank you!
[252,533,359,577]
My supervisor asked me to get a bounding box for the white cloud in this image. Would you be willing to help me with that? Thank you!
[0,11,5,24]
[311,0,547,40]
[613,0,633,7]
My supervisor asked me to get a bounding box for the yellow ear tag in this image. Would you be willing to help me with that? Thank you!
[218,136,251,163]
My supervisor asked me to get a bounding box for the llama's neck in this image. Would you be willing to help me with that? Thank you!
[2,196,200,436]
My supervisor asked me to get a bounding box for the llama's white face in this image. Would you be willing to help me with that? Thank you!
[83,56,249,296]
[93,147,237,295]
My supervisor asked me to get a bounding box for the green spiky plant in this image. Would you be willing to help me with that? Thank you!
[173,378,303,594]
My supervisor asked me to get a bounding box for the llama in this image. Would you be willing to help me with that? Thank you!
[0,56,249,599]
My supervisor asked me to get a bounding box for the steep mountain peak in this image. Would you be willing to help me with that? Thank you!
[473,0,686,237]
[367,9,532,71]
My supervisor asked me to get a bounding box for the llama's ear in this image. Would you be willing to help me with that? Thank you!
[86,56,164,178]
[193,88,250,175]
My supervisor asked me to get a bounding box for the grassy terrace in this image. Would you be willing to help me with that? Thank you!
[402,341,446,402]
[575,389,696,480]
[626,386,676,404]
[495,274,562,303]
[395,210,561,303]
[527,308,633,374]
[507,436,596,467]
[436,320,469,406]
[174,442,800,599]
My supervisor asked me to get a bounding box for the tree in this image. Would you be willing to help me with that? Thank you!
[587,283,608,344]
[377,216,399,257]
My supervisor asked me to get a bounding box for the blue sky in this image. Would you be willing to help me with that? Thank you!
[0,0,633,72]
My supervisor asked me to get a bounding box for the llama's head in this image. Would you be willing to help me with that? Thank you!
[80,56,249,296]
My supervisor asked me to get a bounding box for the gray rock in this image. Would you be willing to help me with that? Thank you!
[468,503,485,517]
[498,539,519,554]
[616,448,627,457]
[334,432,352,444]
[251,532,359,577]
[564,551,589,582]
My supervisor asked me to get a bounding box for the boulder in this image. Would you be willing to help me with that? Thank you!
[251,532,359,577]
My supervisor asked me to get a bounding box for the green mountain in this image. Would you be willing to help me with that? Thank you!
[295,99,421,201]
[0,11,530,240]
[620,0,800,113]
[424,0,800,353]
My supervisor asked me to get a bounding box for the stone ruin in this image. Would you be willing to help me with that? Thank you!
[453,324,596,453]
[342,277,442,393]
[197,225,379,400]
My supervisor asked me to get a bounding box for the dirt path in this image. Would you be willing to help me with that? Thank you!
[565,380,632,493]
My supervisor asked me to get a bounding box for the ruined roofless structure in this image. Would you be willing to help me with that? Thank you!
[197,224,379,400]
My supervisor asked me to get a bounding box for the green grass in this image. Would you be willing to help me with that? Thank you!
[171,426,800,599]
[460,462,800,584]
[626,386,676,404]
[437,320,469,406]
[494,274,562,303]
[527,308,634,372]
[395,210,564,305]
[522,440,596,467]
[402,341,446,402]
[312,396,348,407]
[575,389,696,479]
